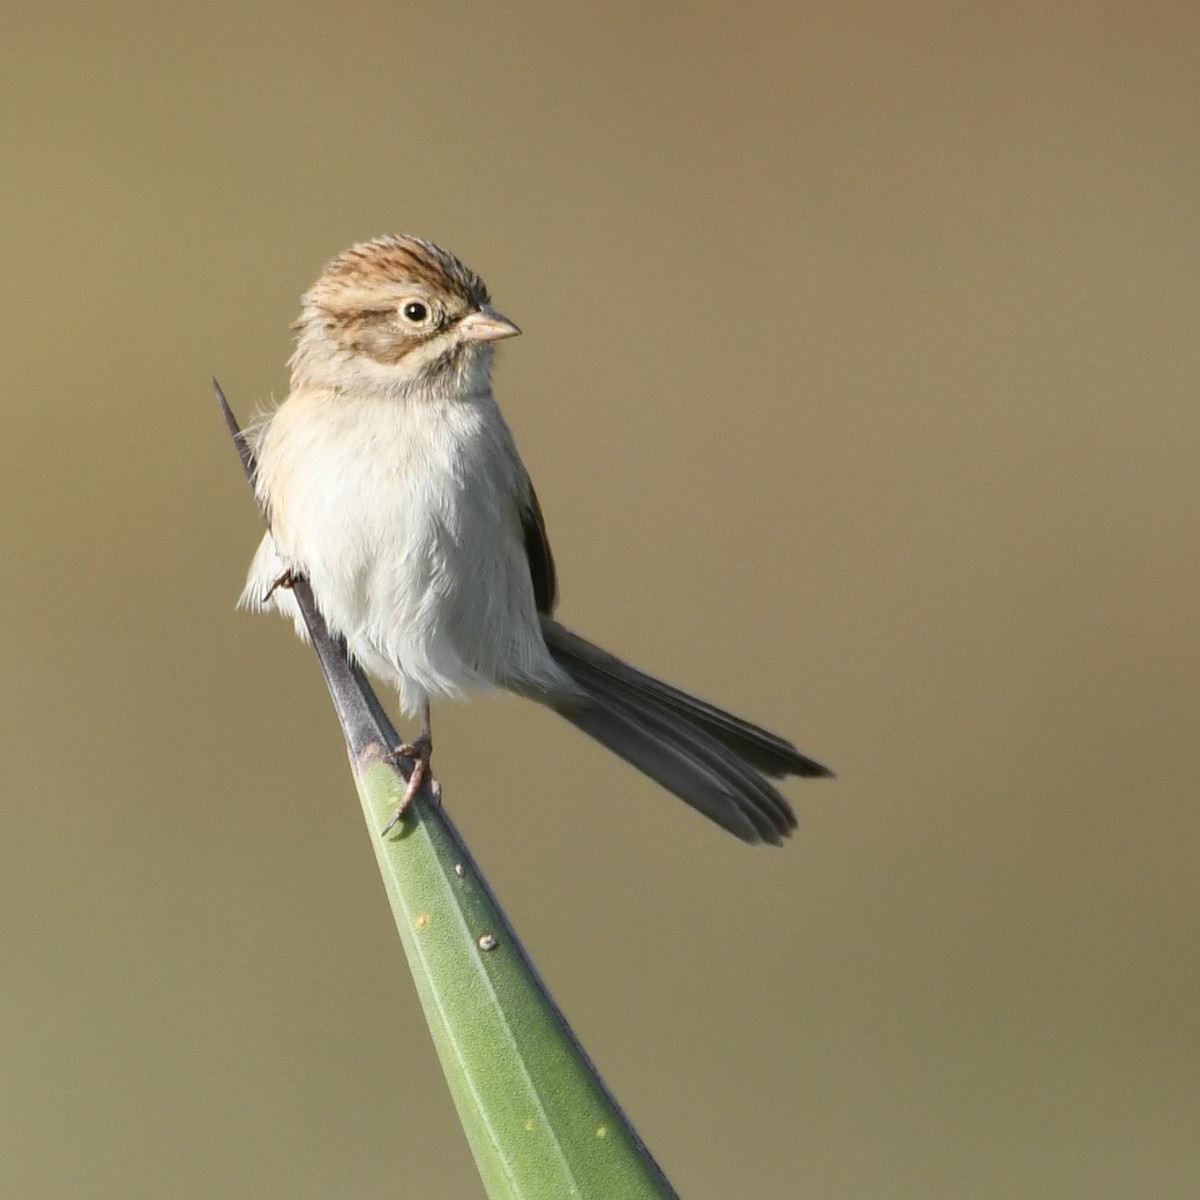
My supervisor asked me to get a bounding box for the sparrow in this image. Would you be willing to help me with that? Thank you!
[241,235,832,844]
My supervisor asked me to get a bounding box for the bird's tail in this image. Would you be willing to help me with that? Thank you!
[539,618,832,846]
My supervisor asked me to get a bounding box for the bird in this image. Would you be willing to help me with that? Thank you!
[241,235,832,845]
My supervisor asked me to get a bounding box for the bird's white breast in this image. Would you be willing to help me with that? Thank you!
[243,387,566,713]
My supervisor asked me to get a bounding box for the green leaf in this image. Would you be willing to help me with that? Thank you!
[354,758,678,1200]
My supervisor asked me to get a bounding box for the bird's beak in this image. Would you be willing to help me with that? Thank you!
[458,305,522,343]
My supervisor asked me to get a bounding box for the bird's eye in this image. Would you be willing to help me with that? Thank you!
[401,300,430,324]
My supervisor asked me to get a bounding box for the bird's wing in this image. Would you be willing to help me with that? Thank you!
[520,480,558,615]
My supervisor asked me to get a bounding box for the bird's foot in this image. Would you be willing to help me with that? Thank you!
[382,737,436,834]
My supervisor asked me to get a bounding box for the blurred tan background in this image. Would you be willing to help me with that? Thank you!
[2,1,1197,1196]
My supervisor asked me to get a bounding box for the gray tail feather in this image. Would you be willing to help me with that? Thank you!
[540,618,833,846]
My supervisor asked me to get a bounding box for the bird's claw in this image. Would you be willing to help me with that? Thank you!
[381,737,436,834]
[262,568,295,603]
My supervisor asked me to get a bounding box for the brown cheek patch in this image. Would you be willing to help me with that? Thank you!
[325,307,413,366]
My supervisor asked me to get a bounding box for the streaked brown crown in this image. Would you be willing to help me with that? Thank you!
[308,235,489,312]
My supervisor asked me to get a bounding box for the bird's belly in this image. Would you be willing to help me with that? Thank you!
[277,435,559,713]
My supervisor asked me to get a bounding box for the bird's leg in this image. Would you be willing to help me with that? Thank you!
[382,701,438,834]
